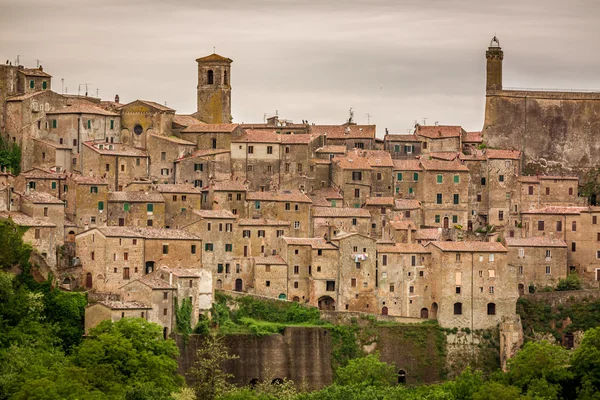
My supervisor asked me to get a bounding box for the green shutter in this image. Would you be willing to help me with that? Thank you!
[396,187,400,194]
[147,203,154,212]
[42,81,47,90]
[87,120,91,129]
[437,175,443,184]
[255,201,260,210]
[453,215,458,224]
[110,120,114,129]
[454,175,459,183]
[124,203,130,212]
[52,120,57,128]
[98,201,104,211]
[435,215,440,223]
[51,182,56,190]
[29,80,34,89]
[331,200,336,207]
[408,187,413,194]
[394,145,400,152]
[397,173,403,181]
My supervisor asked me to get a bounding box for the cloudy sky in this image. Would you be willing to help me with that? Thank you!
[1,0,598,135]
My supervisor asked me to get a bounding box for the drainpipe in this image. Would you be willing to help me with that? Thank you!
[471,252,475,357]
[115,156,119,191]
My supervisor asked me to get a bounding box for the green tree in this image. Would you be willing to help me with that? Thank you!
[0,136,21,175]
[571,327,600,399]
[472,381,525,400]
[557,273,582,291]
[189,334,239,400]
[175,297,193,339]
[0,219,32,271]
[334,353,396,387]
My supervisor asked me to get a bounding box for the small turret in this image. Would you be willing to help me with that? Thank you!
[486,36,503,91]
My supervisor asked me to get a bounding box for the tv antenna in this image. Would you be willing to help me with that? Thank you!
[96,88,99,98]
[36,59,43,67]
[263,113,267,123]
[15,55,21,66]
[422,117,428,125]
[365,113,372,125]
[78,83,91,96]
[348,108,354,124]
[61,78,64,94]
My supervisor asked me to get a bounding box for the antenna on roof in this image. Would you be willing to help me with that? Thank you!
[36,59,43,67]
[422,117,428,125]
[348,108,354,124]
[61,78,64,94]
[434,121,439,126]
[96,88,99,98]
[213,46,216,53]
[15,55,20,66]
[263,113,267,123]
[365,113,372,124]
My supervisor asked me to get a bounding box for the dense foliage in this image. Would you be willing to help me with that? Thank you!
[0,136,21,175]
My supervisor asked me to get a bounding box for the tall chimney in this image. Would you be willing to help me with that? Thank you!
[115,94,120,103]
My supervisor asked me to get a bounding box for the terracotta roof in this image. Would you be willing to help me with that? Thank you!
[181,123,239,133]
[119,100,175,112]
[311,125,376,139]
[416,125,464,139]
[393,159,421,171]
[149,134,195,146]
[155,184,201,194]
[384,134,418,142]
[365,197,395,206]
[157,266,204,278]
[539,175,579,181]
[177,149,230,161]
[312,207,371,218]
[332,155,372,170]
[135,275,176,289]
[426,152,460,161]
[132,227,200,240]
[6,91,48,102]
[210,181,247,191]
[463,131,483,143]
[310,158,332,165]
[246,190,312,203]
[280,237,337,249]
[316,145,347,154]
[377,243,429,254]
[281,133,319,144]
[20,191,64,204]
[83,142,148,157]
[196,53,233,63]
[414,228,441,241]
[361,150,394,168]
[68,174,108,185]
[19,168,65,180]
[0,211,56,227]
[419,159,469,172]
[254,255,287,265]
[95,300,151,310]
[108,192,165,203]
[18,68,52,77]
[505,237,567,248]
[394,199,421,210]
[429,241,507,253]
[518,176,540,183]
[485,149,522,160]
[173,114,203,127]
[309,187,343,200]
[238,218,290,226]
[192,209,236,219]
[232,130,281,143]
[93,226,141,238]
[33,138,71,150]
[521,206,587,215]
[388,219,416,230]
[47,103,118,116]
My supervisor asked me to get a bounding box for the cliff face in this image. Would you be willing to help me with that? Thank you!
[482,90,600,174]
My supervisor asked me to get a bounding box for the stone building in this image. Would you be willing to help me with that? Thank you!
[517,175,582,212]
[245,190,312,237]
[253,255,289,300]
[393,159,421,199]
[107,191,166,227]
[201,180,247,216]
[311,207,371,239]
[236,218,290,258]
[280,133,321,191]
[365,197,395,239]
[383,133,421,159]
[415,125,464,153]
[155,184,202,224]
[484,149,522,229]
[195,54,232,124]
[13,168,66,199]
[147,134,195,183]
[505,236,568,293]
[64,174,109,231]
[0,211,57,264]
[84,301,151,334]
[312,125,376,151]
[392,199,422,227]
[179,123,241,150]
[118,100,175,149]
[331,151,373,208]
[32,139,72,173]
[427,241,516,330]
[230,130,282,191]
[174,149,231,188]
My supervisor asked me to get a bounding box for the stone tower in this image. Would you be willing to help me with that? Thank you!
[486,36,503,91]
[196,53,232,124]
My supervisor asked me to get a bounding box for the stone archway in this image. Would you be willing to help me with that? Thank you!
[431,302,438,319]
[318,295,335,311]
[420,308,429,319]
[381,306,388,315]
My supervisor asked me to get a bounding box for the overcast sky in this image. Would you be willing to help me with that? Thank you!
[1,0,599,135]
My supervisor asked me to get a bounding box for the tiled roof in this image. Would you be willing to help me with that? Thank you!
[94,226,141,238]
[254,255,287,265]
[232,130,281,143]
[361,150,394,168]
[384,134,418,142]
[312,207,371,218]
[0,211,56,227]
[20,191,64,204]
[192,209,236,219]
[196,53,233,63]
[416,125,464,139]
[316,145,347,154]
[33,138,72,150]
[149,134,195,146]
[119,100,175,112]
[414,228,441,241]
[365,197,395,206]
[281,133,319,144]
[238,218,290,226]
[419,159,469,172]
[463,131,483,143]
[309,187,343,200]
[332,155,372,170]
[426,152,460,161]
[136,275,176,289]
[157,266,203,278]
[47,103,118,116]
[485,149,522,160]
[311,125,376,139]
[19,168,65,180]
[310,158,332,165]
[388,219,416,230]
[281,237,337,249]
[505,237,567,248]
[68,174,108,185]
[181,123,239,133]
[177,149,230,161]
[518,176,540,183]
[393,159,421,171]
[133,227,200,240]
[83,142,148,157]
[539,175,579,181]
[18,68,52,77]
[96,300,151,310]
[246,190,312,203]
[429,241,507,253]
[521,206,587,215]
[155,184,201,194]
[377,243,429,254]
[6,91,48,102]
[394,199,421,210]
[173,114,203,127]
[108,192,165,203]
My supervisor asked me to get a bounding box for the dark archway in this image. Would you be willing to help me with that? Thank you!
[163,327,168,339]
[249,378,259,387]
[381,306,388,315]
[271,378,284,385]
[398,370,406,384]
[518,284,525,296]
[207,70,214,84]
[454,302,462,315]
[235,278,243,292]
[318,295,335,311]
[223,70,229,85]
[278,293,287,300]
[592,194,597,206]
[216,279,223,290]
[145,261,155,274]
[420,308,429,319]
[292,296,300,302]
[443,217,449,229]
[67,230,75,242]
[487,303,496,315]
[431,302,438,319]
[85,272,92,289]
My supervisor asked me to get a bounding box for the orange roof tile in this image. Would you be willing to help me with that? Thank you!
[393,159,421,171]
[47,102,119,116]
[384,134,418,142]
[316,145,347,154]
[416,125,464,139]
[311,125,376,139]
[426,152,460,161]
[463,131,483,143]
[196,53,233,63]
[505,237,567,248]
[332,154,372,170]
[420,159,469,172]
[173,115,203,127]
[429,241,507,252]
[394,199,421,210]
[232,130,281,143]
[182,123,239,133]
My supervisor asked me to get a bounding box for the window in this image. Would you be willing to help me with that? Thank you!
[98,201,104,211]
[87,120,91,129]
[538,220,545,231]
[572,242,577,252]
[488,269,496,278]
[528,186,534,195]
[247,145,254,154]
[498,210,504,221]
[453,194,459,204]
[352,218,357,226]
[487,303,496,315]
[454,303,462,315]
[435,215,440,223]
[207,69,214,84]
[382,255,387,266]
[285,203,291,211]
[499,175,504,182]
[43,207,48,217]
[205,243,214,252]
[34,229,40,239]
[294,281,299,289]
[123,268,130,280]
[267,146,273,154]
[29,80,35,89]
[294,221,300,230]
[225,244,232,252]
[276,230,284,237]
[255,201,261,210]
[257,230,265,237]
[453,175,460,183]
[355,262,361,269]
[456,286,461,294]
[572,221,577,232]
[413,173,419,181]
[405,145,413,153]
[518,265,523,274]
[294,265,299,274]
[436,194,442,204]
[243,230,250,238]
[481,177,486,186]
[389,284,395,292]
[52,119,57,129]
[408,187,414,194]
[217,264,224,273]
[518,248,524,258]
[452,215,458,224]
[266,281,271,287]
[556,220,562,232]
[397,173,403,181]
[73,139,78,146]
[354,189,360,198]
[352,171,362,181]
[489,286,495,294]
[194,163,203,171]
[436,175,443,184]
[377,172,382,180]
[326,281,335,291]
[595,216,599,225]
[456,253,461,262]
[489,254,495,262]
[160,168,169,176]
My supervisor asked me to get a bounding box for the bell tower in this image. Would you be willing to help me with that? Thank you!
[486,36,503,91]
[196,53,232,124]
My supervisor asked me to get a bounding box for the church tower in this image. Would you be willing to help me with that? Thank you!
[196,53,232,124]
[486,36,503,91]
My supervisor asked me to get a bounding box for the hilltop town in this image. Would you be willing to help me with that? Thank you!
[1,36,598,344]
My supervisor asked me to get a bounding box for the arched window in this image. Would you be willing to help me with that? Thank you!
[207,70,214,84]
[216,279,223,289]
[278,293,287,300]
[85,272,92,289]
[487,302,496,315]
[420,308,429,318]
[431,302,438,319]
[223,70,228,85]
[381,306,388,315]
[453,302,462,315]
[235,278,243,292]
